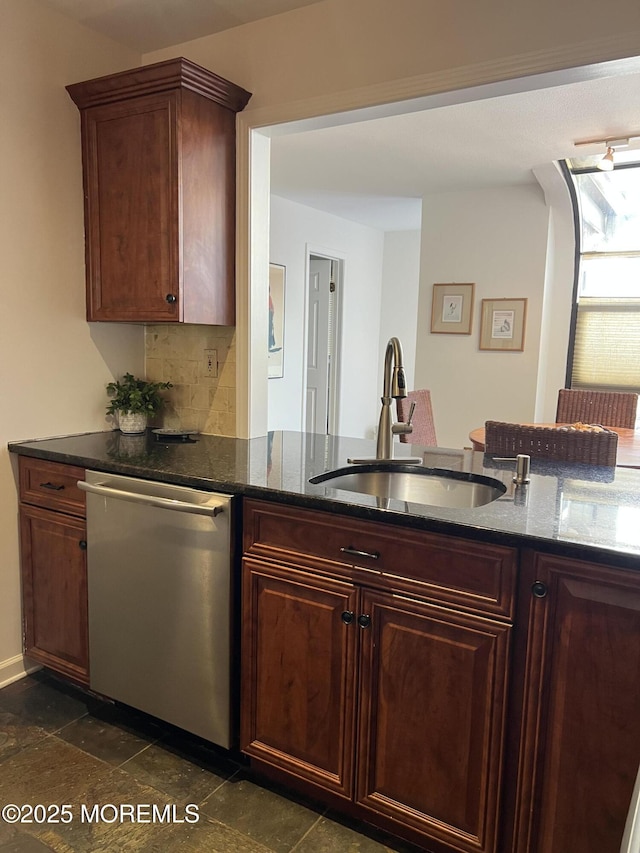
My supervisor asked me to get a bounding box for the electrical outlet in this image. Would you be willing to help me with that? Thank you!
[203,349,218,378]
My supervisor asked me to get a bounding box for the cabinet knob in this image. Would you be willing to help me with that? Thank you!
[532,580,548,598]
[357,614,371,628]
[79,540,87,551]
[165,294,177,304]
[341,611,354,625]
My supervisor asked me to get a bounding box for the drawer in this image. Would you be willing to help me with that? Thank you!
[243,499,517,619]
[243,499,355,573]
[19,456,86,516]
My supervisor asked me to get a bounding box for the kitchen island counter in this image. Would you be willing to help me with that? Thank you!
[9,429,640,569]
[10,430,640,853]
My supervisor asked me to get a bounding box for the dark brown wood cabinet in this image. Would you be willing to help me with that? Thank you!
[18,457,89,685]
[241,499,517,853]
[511,551,640,853]
[66,58,251,324]
[356,590,510,853]
[242,558,358,799]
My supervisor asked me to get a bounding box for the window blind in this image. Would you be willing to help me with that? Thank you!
[571,297,640,391]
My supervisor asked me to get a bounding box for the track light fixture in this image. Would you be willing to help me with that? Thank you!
[597,146,615,171]
[574,133,640,171]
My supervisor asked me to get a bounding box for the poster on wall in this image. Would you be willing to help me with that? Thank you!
[479,298,527,351]
[268,264,285,378]
[430,283,475,334]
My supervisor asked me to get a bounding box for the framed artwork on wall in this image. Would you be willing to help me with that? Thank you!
[431,283,475,334]
[268,263,285,378]
[479,298,527,351]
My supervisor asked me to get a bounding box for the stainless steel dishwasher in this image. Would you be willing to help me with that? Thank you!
[78,471,234,748]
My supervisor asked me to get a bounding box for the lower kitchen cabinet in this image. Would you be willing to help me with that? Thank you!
[511,550,640,853]
[241,500,640,853]
[241,559,358,799]
[18,457,89,685]
[241,499,516,853]
[355,590,510,853]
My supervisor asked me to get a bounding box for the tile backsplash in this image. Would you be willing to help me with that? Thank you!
[145,325,236,436]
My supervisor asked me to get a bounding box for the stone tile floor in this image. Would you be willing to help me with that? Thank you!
[0,671,422,852]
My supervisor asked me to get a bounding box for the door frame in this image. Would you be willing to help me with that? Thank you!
[303,247,344,435]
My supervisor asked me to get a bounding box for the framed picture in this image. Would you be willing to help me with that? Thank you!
[431,283,474,334]
[480,298,527,351]
[268,264,285,378]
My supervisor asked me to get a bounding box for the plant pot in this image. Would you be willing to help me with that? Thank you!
[118,411,148,434]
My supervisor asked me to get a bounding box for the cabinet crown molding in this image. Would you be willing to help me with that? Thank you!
[66,56,252,113]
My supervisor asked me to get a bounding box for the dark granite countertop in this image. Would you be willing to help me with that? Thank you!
[9,429,640,570]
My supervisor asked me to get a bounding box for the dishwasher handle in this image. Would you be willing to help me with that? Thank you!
[78,480,225,517]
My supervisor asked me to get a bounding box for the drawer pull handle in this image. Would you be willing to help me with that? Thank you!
[166,294,177,304]
[40,482,65,491]
[79,540,87,551]
[358,614,372,629]
[341,611,354,625]
[340,546,380,561]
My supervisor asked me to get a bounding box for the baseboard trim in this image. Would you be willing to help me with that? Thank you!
[0,654,41,689]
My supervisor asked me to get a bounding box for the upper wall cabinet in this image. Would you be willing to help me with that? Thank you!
[67,58,251,324]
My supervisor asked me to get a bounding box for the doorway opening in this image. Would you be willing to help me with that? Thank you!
[236,55,640,438]
[305,252,343,435]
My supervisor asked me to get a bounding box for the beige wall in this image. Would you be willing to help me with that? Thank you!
[144,0,640,111]
[416,185,551,449]
[0,0,143,683]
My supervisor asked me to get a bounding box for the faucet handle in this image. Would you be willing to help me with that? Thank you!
[405,401,416,426]
[392,400,415,436]
[391,400,416,435]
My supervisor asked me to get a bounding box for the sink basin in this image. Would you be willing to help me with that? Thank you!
[309,463,506,509]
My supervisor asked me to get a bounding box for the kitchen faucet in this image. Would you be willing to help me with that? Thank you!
[348,336,422,464]
[376,336,412,459]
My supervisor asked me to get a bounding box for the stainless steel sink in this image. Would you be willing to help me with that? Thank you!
[309,463,506,508]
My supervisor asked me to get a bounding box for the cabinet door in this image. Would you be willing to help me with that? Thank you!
[513,552,640,853]
[20,505,89,684]
[241,557,358,799]
[82,94,179,322]
[356,590,511,853]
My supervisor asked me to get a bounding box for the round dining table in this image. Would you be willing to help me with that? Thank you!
[468,424,640,468]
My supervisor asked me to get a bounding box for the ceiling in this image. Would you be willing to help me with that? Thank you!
[38,0,325,52]
[39,0,640,230]
[269,69,640,230]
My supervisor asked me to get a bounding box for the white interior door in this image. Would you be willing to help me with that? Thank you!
[306,257,332,434]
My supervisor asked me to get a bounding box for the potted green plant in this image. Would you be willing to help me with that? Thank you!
[106,373,172,434]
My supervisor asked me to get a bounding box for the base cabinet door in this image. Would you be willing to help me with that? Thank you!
[240,557,359,799]
[20,504,89,684]
[514,551,640,853]
[356,590,511,853]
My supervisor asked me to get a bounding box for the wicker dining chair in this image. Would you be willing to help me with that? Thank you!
[555,389,638,430]
[484,420,618,466]
[397,389,437,446]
